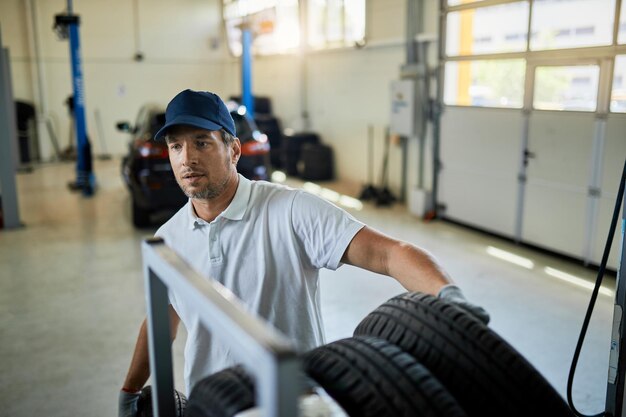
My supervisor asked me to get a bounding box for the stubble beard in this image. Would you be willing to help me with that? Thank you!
[182,175,229,200]
[178,154,233,200]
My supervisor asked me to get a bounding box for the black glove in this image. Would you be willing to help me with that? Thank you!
[438,284,490,324]
[119,390,141,417]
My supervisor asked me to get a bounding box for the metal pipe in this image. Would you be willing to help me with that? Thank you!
[0,29,22,229]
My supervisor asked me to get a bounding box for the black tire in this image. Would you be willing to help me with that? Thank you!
[136,385,187,417]
[354,292,573,417]
[186,366,255,417]
[132,199,151,228]
[303,336,467,417]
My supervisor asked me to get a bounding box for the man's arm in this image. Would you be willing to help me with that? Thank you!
[341,226,489,323]
[341,226,452,295]
[119,305,180,417]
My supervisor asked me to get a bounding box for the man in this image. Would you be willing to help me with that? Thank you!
[119,89,488,416]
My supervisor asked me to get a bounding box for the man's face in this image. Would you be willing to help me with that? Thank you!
[165,125,241,200]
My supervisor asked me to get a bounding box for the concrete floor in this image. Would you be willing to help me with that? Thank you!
[0,157,617,416]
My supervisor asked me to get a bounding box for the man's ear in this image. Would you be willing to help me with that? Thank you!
[231,138,241,164]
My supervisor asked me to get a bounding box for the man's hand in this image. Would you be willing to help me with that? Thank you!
[438,284,490,324]
[119,389,141,417]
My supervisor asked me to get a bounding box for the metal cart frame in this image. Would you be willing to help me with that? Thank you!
[142,237,301,417]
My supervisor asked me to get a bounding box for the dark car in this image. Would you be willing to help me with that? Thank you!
[118,102,271,227]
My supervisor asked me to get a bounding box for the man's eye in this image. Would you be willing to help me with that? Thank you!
[197,141,209,148]
[169,144,181,151]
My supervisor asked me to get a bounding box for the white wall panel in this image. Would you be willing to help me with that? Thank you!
[0,0,30,58]
[306,47,405,192]
[367,0,405,41]
[439,106,522,236]
[252,55,303,131]
[523,184,588,258]
[522,112,595,258]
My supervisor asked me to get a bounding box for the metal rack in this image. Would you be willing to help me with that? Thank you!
[142,237,302,417]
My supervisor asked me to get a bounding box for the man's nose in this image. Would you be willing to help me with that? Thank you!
[181,143,198,165]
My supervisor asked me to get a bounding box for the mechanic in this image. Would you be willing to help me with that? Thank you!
[119,89,489,417]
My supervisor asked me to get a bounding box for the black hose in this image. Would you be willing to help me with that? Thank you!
[567,158,626,417]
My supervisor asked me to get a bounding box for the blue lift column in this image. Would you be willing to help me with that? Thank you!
[54,0,95,196]
[241,25,254,118]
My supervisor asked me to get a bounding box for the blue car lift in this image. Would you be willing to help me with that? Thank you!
[54,0,95,196]
[241,25,255,119]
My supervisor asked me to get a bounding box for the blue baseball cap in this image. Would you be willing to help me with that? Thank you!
[154,89,236,140]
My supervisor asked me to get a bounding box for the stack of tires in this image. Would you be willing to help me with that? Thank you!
[283,132,334,181]
[186,292,574,417]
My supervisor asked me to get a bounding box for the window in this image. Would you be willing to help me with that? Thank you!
[446,2,529,56]
[223,0,365,55]
[444,59,525,108]
[443,0,622,111]
[533,65,600,112]
[530,0,615,50]
[224,0,300,56]
[611,56,626,113]
[308,0,365,49]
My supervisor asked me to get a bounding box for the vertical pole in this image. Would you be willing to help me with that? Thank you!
[67,17,93,195]
[241,27,254,118]
[0,27,22,230]
[515,110,530,242]
[145,268,176,417]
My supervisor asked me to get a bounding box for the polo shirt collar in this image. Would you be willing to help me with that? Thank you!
[186,174,252,229]
[221,174,251,221]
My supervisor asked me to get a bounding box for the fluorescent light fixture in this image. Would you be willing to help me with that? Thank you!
[544,267,614,297]
[486,246,535,269]
[271,171,286,183]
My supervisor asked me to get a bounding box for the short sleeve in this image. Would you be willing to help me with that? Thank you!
[290,190,364,270]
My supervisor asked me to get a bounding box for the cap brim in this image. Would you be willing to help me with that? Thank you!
[154,114,224,141]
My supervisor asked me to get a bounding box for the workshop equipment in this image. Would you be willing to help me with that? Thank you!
[53,0,96,196]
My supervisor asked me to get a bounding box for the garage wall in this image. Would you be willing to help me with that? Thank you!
[1,0,228,159]
[2,0,442,200]
[237,0,442,196]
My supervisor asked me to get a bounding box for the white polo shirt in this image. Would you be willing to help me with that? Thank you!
[155,175,364,392]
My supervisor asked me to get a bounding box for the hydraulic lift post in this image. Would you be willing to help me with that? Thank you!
[241,25,255,118]
[54,0,95,196]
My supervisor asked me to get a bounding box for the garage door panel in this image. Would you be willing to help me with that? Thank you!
[522,184,587,259]
[526,112,595,187]
[440,107,522,237]
[441,107,522,173]
[440,168,518,237]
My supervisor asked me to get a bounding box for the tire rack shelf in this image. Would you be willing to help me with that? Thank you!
[142,237,302,417]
